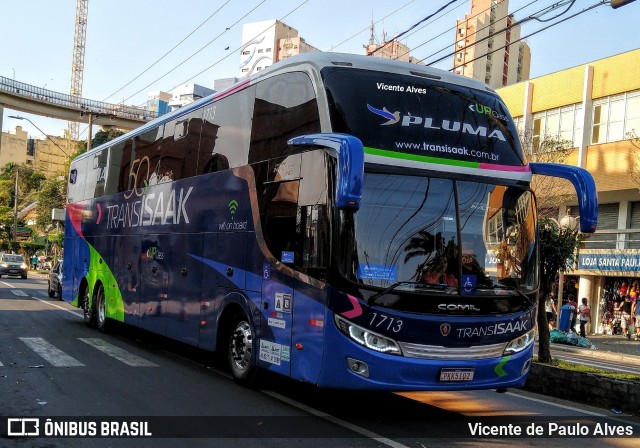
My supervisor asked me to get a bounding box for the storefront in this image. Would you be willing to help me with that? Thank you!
[558,251,640,335]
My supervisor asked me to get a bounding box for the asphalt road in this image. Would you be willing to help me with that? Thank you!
[1,275,639,448]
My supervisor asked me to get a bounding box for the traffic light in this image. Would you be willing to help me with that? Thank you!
[610,0,636,8]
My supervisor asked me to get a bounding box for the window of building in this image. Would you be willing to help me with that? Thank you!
[591,90,640,144]
[626,91,640,137]
[532,104,582,152]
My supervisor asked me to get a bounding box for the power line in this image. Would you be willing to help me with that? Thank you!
[102,0,233,102]
[326,0,417,52]
[120,0,268,103]
[367,0,463,56]
[176,0,310,87]
[435,1,606,72]
[393,0,542,64]
[420,0,549,67]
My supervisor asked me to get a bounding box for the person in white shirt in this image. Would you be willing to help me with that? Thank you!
[578,297,591,338]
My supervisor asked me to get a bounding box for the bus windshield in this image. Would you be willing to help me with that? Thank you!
[323,66,524,168]
[339,172,538,296]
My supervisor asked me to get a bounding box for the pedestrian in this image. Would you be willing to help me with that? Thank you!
[632,292,640,341]
[545,294,557,329]
[31,254,38,270]
[578,297,591,338]
[567,294,578,333]
[616,294,633,340]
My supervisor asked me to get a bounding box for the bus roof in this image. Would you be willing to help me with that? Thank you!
[74,52,498,165]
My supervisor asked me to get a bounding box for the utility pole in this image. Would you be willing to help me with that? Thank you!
[610,0,637,8]
[12,167,18,243]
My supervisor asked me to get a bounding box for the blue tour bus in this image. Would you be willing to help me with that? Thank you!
[62,52,597,391]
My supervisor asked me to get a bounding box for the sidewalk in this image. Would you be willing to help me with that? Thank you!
[548,332,640,366]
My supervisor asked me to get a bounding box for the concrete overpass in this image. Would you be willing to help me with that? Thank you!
[0,75,156,132]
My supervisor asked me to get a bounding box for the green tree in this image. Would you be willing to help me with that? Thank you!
[537,218,583,364]
[76,128,125,157]
[0,163,46,242]
[35,177,67,233]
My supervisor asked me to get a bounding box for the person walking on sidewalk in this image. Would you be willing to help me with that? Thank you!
[633,293,640,341]
[616,294,633,340]
[545,293,557,330]
[567,294,578,333]
[578,297,591,338]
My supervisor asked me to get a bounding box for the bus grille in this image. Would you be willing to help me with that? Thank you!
[398,342,507,360]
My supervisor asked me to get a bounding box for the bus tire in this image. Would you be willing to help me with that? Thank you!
[82,286,96,328]
[94,283,110,333]
[226,312,258,386]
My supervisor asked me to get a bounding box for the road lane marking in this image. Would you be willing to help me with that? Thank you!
[19,337,85,367]
[11,290,28,297]
[78,338,158,367]
[30,296,83,318]
[263,390,410,448]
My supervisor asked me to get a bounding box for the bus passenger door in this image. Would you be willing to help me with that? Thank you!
[165,233,203,347]
[139,235,170,336]
[112,235,141,327]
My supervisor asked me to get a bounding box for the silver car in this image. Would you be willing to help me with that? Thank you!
[48,260,63,299]
[0,253,28,279]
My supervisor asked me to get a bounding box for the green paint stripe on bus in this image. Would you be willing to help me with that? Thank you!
[364,146,481,169]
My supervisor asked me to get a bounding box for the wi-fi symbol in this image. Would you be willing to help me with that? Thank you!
[228,200,238,219]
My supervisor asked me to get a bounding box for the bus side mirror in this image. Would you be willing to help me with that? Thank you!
[288,133,364,210]
[529,162,598,233]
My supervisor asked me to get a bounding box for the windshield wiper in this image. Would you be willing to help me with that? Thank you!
[368,281,448,304]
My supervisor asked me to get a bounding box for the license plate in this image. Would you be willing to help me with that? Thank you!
[440,368,474,382]
[9,270,18,273]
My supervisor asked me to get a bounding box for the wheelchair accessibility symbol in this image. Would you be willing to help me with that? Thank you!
[462,275,477,295]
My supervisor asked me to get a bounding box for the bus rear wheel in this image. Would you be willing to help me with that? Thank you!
[94,284,110,333]
[82,287,96,327]
[227,313,258,386]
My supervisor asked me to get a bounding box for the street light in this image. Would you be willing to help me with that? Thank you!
[559,208,580,232]
[8,115,70,158]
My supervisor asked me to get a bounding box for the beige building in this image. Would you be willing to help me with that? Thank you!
[497,48,640,335]
[0,125,71,177]
[454,0,530,88]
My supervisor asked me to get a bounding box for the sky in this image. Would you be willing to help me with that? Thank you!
[1,0,639,141]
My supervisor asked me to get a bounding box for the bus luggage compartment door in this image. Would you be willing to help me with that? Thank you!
[260,264,293,377]
[139,235,170,336]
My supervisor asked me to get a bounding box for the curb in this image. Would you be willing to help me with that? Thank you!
[546,342,640,366]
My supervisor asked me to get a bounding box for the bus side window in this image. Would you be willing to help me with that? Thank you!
[117,138,136,194]
[84,149,107,198]
[249,72,320,165]
[105,142,125,196]
[198,86,255,172]
[254,151,330,281]
[256,155,301,265]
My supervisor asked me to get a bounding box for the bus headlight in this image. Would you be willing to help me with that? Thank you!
[503,328,536,355]
[334,314,402,355]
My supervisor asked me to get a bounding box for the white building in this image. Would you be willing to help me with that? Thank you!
[168,84,215,111]
[239,20,319,77]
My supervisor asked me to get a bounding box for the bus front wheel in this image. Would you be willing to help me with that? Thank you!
[227,313,258,386]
